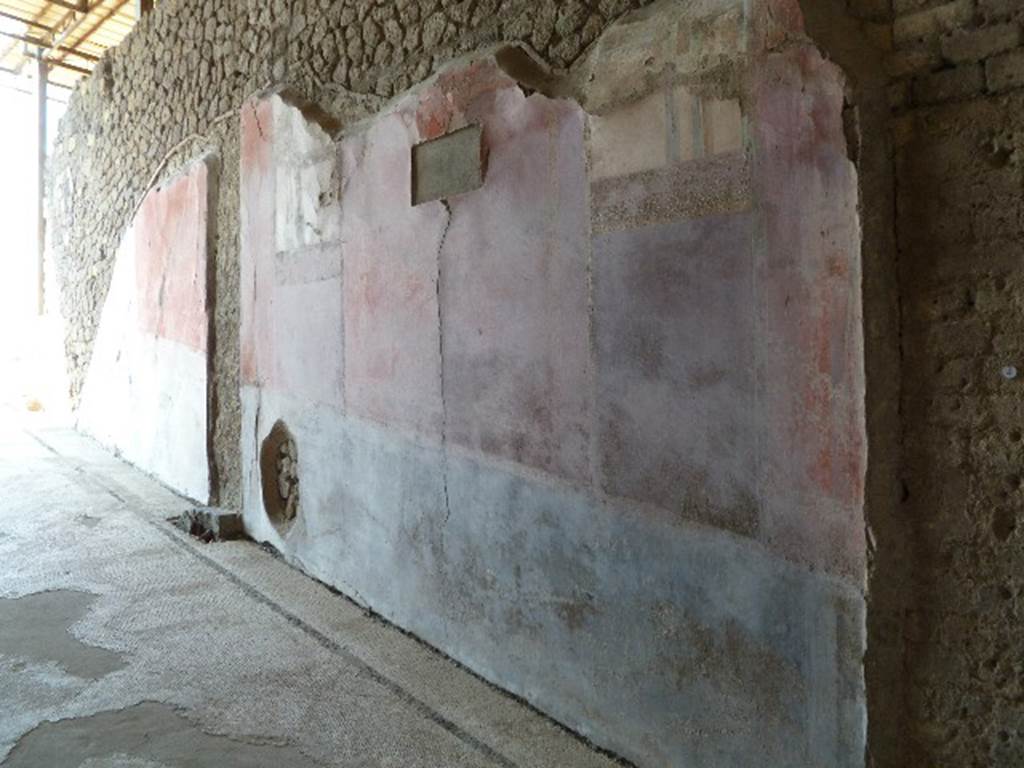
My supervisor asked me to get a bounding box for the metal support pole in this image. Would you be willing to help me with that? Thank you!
[36,56,47,316]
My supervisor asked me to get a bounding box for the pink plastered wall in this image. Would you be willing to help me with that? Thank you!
[135,164,209,352]
[241,44,865,579]
[236,14,866,764]
[77,158,212,502]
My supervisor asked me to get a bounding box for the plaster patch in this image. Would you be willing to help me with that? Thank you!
[3,703,322,768]
[0,591,126,680]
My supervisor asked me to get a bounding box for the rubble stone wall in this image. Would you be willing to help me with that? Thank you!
[885,0,1024,764]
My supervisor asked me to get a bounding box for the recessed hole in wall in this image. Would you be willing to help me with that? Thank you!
[260,420,299,533]
[412,124,484,205]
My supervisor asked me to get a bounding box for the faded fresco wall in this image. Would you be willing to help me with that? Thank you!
[76,159,213,503]
[50,0,674,511]
[237,2,866,763]
[48,0,881,765]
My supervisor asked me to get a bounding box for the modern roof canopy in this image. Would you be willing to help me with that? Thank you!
[0,0,146,90]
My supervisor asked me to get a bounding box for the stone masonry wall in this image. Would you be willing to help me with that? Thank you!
[884,0,1024,764]
[791,1,1024,762]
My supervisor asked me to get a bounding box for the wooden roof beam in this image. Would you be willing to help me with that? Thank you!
[51,0,129,64]
[45,0,90,13]
[0,10,53,32]
[23,49,90,74]
[0,1,51,71]
[0,28,99,61]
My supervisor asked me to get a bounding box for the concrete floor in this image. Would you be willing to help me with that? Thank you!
[0,412,622,767]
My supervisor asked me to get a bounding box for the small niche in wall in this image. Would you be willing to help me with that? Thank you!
[412,125,485,205]
[259,420,300,534]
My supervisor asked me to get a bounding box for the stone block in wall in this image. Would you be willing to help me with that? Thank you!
[848,0,894,22]
[986,47,1024,92]
[913,63,985,104]
[893,0,928,14]
[885,47,942,79]
[941,22,1021,64]
[863,20,896,51]
[893,0,975,46]
[980,0,1024,21]
[889,80,912,109]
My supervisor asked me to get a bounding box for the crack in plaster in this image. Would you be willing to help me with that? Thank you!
[249,101,266,142]
[435,200,454,528]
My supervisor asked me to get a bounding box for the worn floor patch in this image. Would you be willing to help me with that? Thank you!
[0,591,126,679]
[1,702,323,767]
